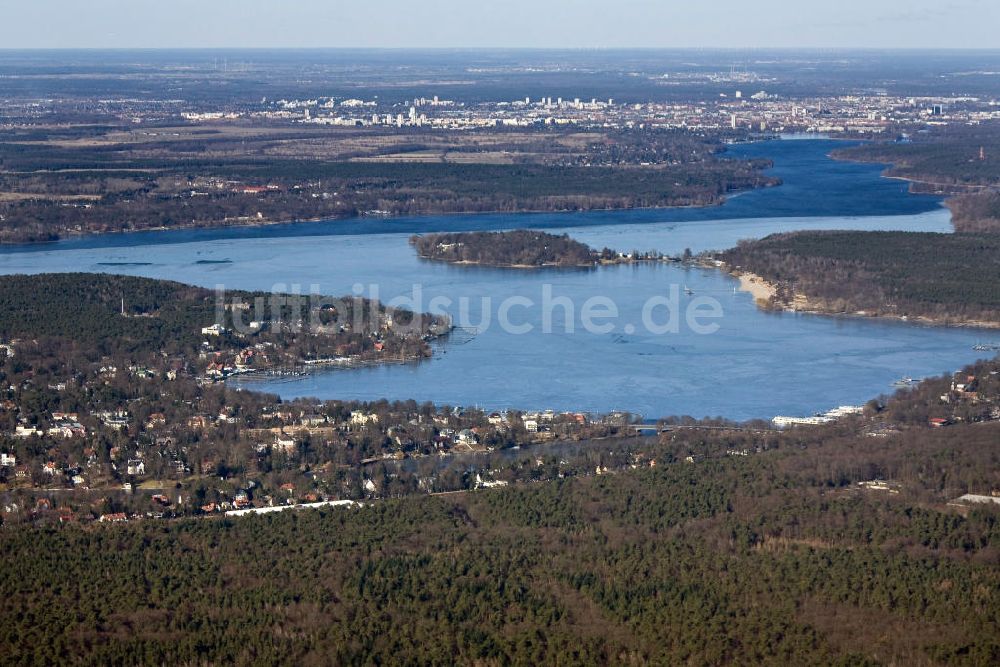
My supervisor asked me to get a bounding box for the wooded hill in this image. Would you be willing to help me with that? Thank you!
[0,273,441,361]
[719,231,1000,325]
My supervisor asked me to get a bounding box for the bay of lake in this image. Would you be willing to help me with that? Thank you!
[0,140,990,420]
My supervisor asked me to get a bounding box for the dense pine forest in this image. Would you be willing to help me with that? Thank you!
[1,409,999,665]
[948,192,1000,233]
[719,231,1000,324]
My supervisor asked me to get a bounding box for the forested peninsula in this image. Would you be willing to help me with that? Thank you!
[718,230,1000,327]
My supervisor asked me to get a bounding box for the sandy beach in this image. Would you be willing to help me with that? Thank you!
[735,271,777,306]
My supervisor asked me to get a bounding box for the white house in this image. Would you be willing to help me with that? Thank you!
[299,414,327,427]
[350,411,379,426]
[274,435,297,453]
[456,429,478,446]
[475,473,508,489]
[47,421,86,438]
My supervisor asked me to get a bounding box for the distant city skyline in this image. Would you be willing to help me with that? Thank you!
[2,0,998,50]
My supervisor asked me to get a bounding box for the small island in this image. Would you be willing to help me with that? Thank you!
[411,230,669,268]
[411,230,602,267]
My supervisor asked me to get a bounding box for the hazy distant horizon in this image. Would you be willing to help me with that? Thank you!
[2,0,997,50]
[3,47,1000,53]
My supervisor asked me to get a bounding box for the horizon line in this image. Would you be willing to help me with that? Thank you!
[3,46,1000,53]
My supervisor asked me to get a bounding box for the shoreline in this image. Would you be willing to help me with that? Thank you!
[724,264,1000,330]
[415,254,675,270]
[0,192,754,248]
[829,147,995,220]
[731,270,779,307]
[416,256,596,270]
[10,140,952,249]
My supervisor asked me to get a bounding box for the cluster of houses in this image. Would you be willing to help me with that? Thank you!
[242,406,607,461]
[248,408,495,458]
[941,373,981,405]
[3,398,628,490]
[931,370,1000,428]
[14,412,87,439]
[1,332,640,524]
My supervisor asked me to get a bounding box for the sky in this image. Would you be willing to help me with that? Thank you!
[1,0,997,50]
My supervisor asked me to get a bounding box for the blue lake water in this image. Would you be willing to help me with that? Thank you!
[0,140,992,420]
